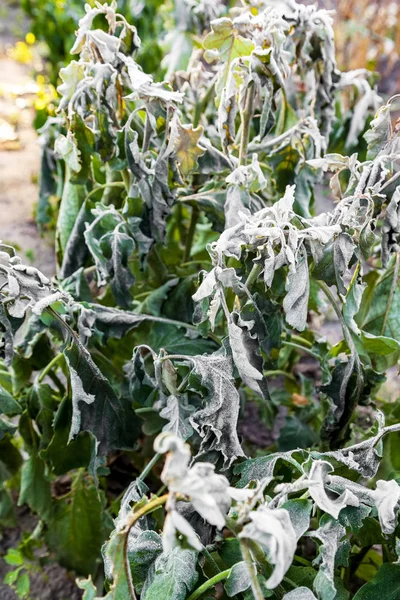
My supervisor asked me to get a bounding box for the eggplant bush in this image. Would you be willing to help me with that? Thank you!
[1,1,400,599]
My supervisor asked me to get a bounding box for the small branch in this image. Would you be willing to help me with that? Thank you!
[84,181,125,203]
[37,353,65,384]
[124,494,170,599]
[184,206,200,262]
[245,263,262,290]
[193,82,216,128]
[202,547,221,577]
[239,539,264,600]
[239,84,255,166]
[187,568,231,600]
[138,453,161,482]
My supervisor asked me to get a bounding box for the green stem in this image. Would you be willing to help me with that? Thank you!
[124,494,170,599]
[37,353,64,383]
[264,369,297,383]
[282,341,321,361]
[239,539,264,600]
[245,263,262,290]
[239,84,255,166]
[138,453,161,482]
[187,569,231,600]
[121,170,131,194]
[193,82,216,128]
[84,181,125,203]
[202,547,221,577]
[281,333,313,348]
[184,206,200,262]
[316,279,363,447]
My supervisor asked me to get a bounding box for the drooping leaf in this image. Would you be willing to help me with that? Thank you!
[46,474,111,576]
[187,349,245,466]
[142,547,198,600]
[18,453,52,520]
[166,116,205,177]
[64,340,140,456]
[224,561,253,597]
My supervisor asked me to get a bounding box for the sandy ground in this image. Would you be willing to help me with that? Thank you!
[0,55,55,276]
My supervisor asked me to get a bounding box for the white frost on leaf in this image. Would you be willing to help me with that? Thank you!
[155,433,241,551]
[373,479,400,535]
[308,460,359,519]
[238,505,297,589]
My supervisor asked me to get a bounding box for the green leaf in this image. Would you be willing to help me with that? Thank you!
[0,384,22,415]
[46,474,111,575]
[16,571,30,598]
[167,116,205,177]
[4,548,24,566]
[143,548,198,600]
[64,340,140,456]
[203,18,254,99]
[57,168,86,254]
[18,453,52,520]
[353,563,400,600]
[84,205,135,308]
[278,416,317,451]
[0,486,16,526]
[360,255,400,339]
[0,437,22,485]
[40,396,93,475]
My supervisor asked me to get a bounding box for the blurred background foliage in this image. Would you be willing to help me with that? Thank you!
[2,0,400,116]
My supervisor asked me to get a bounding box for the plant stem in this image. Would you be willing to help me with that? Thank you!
[193,82,216,128]
[184,206,200,262]
[245,263,262,290]
[264,369,297,383]
[84,181,125,203]
[282,341,321,361]
[124,494,170,599]
[121,169,131,194]
[37,353,65,383]
[202,547,221,577]
[187,569,231,600]
[239,84,255,166]
[239,539,264,600]
[138,453,161,482]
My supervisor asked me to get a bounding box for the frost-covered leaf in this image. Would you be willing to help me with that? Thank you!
[155,432,232,531]
[283,589,317,600]
[0,245,66,319]
[310,515,347,600]
[228,311,269,401]
[187,350,245,465]
[364,103,392,160]
[283,247,310,331]
[54,132,81,173]
[159,395,194,440]
[64,340,140,456]
[239,505,297,589]
[84,206,135,309]
[224,561,253,597]
[373,479,400,535]
[143,547,198,600]
[307,460,359,519]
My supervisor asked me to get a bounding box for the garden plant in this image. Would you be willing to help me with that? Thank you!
[1,1,400,599]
